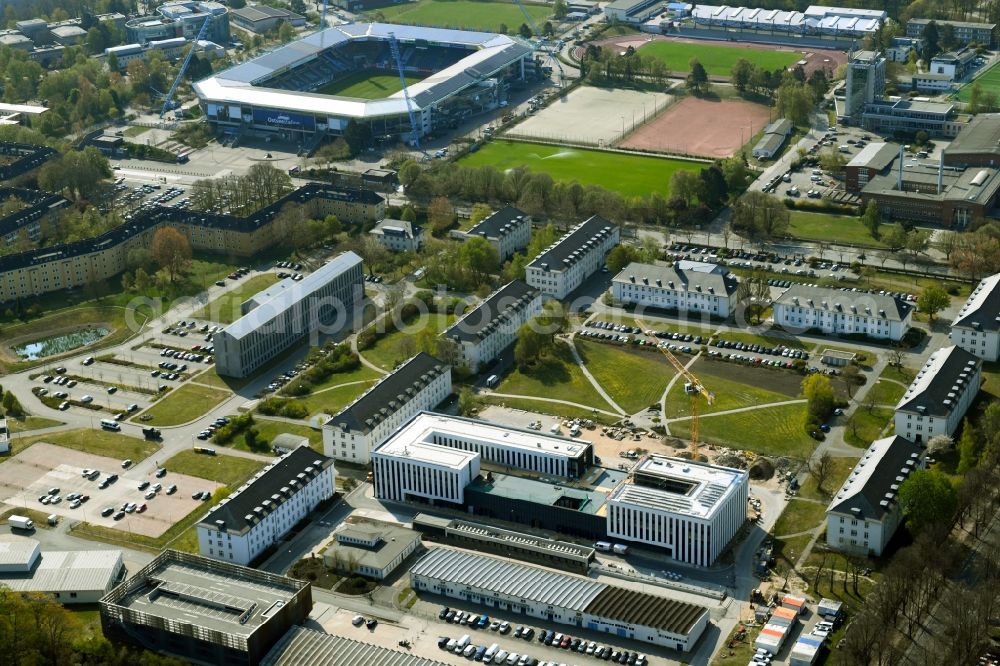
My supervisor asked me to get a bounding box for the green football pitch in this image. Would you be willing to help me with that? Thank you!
[316,71,425,99]
[640,40,801,77]
[956,60,1000,102]
[374,0,550,33]
[458,141,704,197]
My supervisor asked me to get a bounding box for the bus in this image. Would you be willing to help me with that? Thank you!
[100,419,121,431]
[193,446,216,456]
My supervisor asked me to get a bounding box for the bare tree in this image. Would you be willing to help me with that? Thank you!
[809,452,834,495]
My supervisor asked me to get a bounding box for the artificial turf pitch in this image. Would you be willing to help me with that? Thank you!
[458,140,704,197]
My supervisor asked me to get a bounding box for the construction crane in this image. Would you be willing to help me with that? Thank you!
[388,32,421,149]
[319,0,328,34]
[513,0,564,79]
[159,15,213,119]
[637,317,714,459]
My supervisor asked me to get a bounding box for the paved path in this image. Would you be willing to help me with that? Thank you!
[482,391,622,418]
[566,334,626,415]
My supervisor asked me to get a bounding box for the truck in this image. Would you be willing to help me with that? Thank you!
[8,515,34,531]
[612,544,629,555]
[142,427,162,440]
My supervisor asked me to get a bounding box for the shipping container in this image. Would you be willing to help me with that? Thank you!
[771,606,799,626]
[790,635,823,665]
[782,594,807,614]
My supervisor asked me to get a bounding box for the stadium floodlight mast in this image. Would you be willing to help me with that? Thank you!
[160,15,214,119]
[388,32,422,150]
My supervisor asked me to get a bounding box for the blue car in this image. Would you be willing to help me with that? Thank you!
[477,615,489,629]
[820,424,831,433]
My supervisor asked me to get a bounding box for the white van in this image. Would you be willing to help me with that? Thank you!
[455,634,471,652]
[484,644,500,662]
[486,374,499,388]
[100,419,121,431]
[594,541,613,552]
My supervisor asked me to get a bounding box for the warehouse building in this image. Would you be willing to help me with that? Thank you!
[322,522,421,580]
[611,260,737,319]
[944,113,1000,167]
[214,251,363,377]
[773,285,913,341]
[845,142,899,194]
[526,216,620,299]
[0,536,124,603]
[906,18,996,46]
[264,626,448,666]
[895,345,982,443]
[460,205,532,261]
[368,218,423,252]
[442,279,543,372]
[826,435,923,556]
[230,5,306,33]
[101,550,312,666]
[322,352,451,464]
[606,456,748,567]
[410,547,711,652]
[197,446,337,566]
[950,272,1000,361]
[751,118,793,160]
[604,0,670,24]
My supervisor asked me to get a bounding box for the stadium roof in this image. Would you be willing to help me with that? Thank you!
[194,23,532,118]
[264,626,448,666]
[953,272,1000,333]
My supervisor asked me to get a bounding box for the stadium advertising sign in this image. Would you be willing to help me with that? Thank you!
[253,109,316,131]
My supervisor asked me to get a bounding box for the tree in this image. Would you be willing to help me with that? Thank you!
[730,191,790,238]
[458,236,499,284]
[698,164,728,208]
[553,0,568,17]
[468,203,493,226]
[926,434,955,457]
[861,200,881,239]
[150,226,192,282]
[106,51,119,73]
[343,120,371,155]
[686,58,708,94]
[427,196,455,234]
[898,469,957,535]
[519,23,533,39]
[670,170,700,206]
[922,20,941,60]
[1,391,23,417]
[277,20,295,43]
[809,452,834,495]
[802,374,835,422]
[956,420,979,473]
[819,148,847,174]
[776,81,814,126]
[605,244,639,275]
[514,323,550,368]
[457,388,479,415]
[917,284,950,321]
[731,58,753,93]
[842,363,861,398]
[885,222,908,250]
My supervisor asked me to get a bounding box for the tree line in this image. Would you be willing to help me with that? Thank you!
[190,163,295,217]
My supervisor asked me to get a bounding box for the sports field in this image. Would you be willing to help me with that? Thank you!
[317,71,425,99]
[374,0,550,33]
[956,60,1000,102]
[639,40,800,77]
[458,141,704,197]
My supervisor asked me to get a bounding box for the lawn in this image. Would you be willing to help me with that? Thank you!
[983,361,1000,400]
[252,418,324,454]
[362,312,456,370]
[663,365,799,418]
[956,60,1000,102]
[192,273,280,324]
[788,211,888,248]
[868,364,915,406]
[316,71,425,99]
[374,0,550,32]
[161,449,266,488]
[639,40,800,77]
[844,406,894,447]
[16,428,159,461]
[773,499,827,537]
[671,403,817,458]
[576,340,676,413]
[497,342,616,413]
[133,384,230,426]
[458,141,703,197]
[797,455,858,501]
[6,416,63,433]
[291,380,377,419]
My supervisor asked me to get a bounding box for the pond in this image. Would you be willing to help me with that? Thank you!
[13,328,110,360]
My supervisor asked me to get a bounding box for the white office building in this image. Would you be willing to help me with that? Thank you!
[368,218,423,252]
[526,216,620,299]
[410,547,711,652]
[461,205,532,261]
[197,445,337,566]
[950,272,1000,361]
[611,261,738,319]
[826,435,924,556]
[442,279,543,372]
[214,252,363,378]
[606,456,748,567]
[894,345,982,443]
[322,352,451,464]
[773,284,913,341]
[372,434,480,505]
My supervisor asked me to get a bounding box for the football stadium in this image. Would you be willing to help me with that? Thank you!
[193,22,534,146]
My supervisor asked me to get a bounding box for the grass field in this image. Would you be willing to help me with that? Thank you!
[671,403,816,458]
[362,313,456,370]
[788,211,888,247]
[844,406,894,447]
[956,60,1000,102]
[134,384,230,426]
[459,141,703,197]
[593,314,716,337]
[773,499,827,537]
[639,41,800,77]
[291,380,377,419]
[480,396,618,424]
[192,274,279,324]
[162,450,265,488]
[6,416,63,433]
[868,364,915,406]
[797,455,858,501]
[497,342,615,413]
[317,71,425,99]
[17,428,159,461]
[576,340,676,413]
[374,0,550,32]
[664,363,801,418]
[252,419,323,453]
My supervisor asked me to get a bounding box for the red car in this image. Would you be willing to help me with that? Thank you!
[137,503,147,513]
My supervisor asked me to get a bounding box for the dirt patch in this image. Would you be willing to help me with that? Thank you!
[619,96,771,158]
[693,356,804,397]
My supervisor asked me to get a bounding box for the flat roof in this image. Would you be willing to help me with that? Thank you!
[847,142,899,170]
[413,513,596,561]
[101,550,308,638]
[0,539,121,593]
[0,102,48,115]
[608,456,746,520]
[468,471,609,516]
[908,17,996,29]
[444,279,540,343]
[374,438,480,470]
[324,523,420,570]
[264,626,448,666]
[946,113,1000,156]
[389,412,592,459]
[0,534,39,569]
[231,5,303,21]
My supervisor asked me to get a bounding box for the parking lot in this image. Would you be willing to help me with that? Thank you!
[0,443,219,537]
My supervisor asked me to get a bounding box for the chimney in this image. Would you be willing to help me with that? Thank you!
[897,145,904,190]
[938,151,944,194]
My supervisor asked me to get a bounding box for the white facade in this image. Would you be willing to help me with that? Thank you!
[0,536,123,604]
[773,285,912,341]
[605,456,748,567]
[322,353,451,465]
[0,418,8,454]
[463,206,532,261]
[826,436,923,556]
[894,345,981,443]
[372,439,480,504]
[611,261,736,318]
[197,446,337,566]
[912,73,953,92]
[443,280,543,372]
[368,219,423,252]
[526,216,620,299]
[950,272,1000,362]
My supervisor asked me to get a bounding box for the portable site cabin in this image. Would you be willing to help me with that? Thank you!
[782,594,808,615]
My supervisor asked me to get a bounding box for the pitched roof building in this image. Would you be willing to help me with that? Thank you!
[950,272,1000,361]
[773,285,913,341]
[895,345,982,442]
[461,205,531,261]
